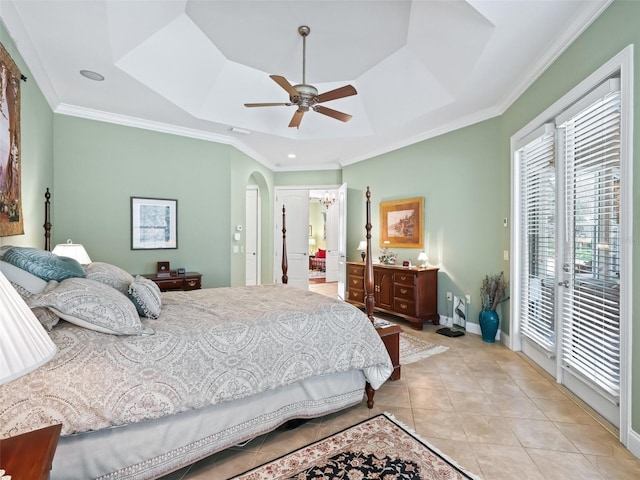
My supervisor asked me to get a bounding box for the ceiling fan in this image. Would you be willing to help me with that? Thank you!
[244,25,357,129]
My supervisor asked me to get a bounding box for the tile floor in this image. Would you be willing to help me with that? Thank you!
[160,282,640,479]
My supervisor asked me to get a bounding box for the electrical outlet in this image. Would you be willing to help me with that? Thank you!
[465,294,471,304]
[446,292,452,301]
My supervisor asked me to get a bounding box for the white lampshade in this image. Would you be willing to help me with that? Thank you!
[417,252,428,267]
[309,238,316,246]
[52,239,92,264]
[356,240,367,251]
[0,271,57,384]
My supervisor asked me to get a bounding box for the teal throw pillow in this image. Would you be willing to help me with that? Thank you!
[3,246,86,282]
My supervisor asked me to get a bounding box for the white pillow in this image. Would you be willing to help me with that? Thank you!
[128,275,162,319]
[85,262,134,295]
[0,260,48,294]
[30,277,153,335]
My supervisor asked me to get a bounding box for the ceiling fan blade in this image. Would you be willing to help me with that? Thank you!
[270,75,299,98]
[244,102,291,107]
[288,110,305,129]
[316,84,357,104]
[314,105,352,123]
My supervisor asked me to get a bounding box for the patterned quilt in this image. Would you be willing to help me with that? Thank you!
[0,285,392,438]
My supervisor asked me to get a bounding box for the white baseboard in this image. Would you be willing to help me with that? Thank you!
[628,428,640,459]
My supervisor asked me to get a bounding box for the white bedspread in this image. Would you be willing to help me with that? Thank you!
[0,285,392,438]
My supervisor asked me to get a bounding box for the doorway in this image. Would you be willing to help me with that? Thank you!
[274,185,346,295]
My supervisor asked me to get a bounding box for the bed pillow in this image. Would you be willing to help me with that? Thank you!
[2,246,86,282]
[0,260,48,294]
[317,248,326,259]
[29,277,153,335]
[128,275,162,319]
[9,278,60,330]
[85,262,134,295]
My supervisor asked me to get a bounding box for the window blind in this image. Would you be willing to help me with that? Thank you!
[560,88,621,399]
[518,130,556,352]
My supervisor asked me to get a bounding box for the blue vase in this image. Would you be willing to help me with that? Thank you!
[479,310,499,343]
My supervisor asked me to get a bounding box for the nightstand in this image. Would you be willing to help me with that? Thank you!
[0,423,62,480]
[143,272,202,291]
[376,323,402,381]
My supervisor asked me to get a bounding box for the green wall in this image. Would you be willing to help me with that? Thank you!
[52,115,273,288]
[343,117,508,328]
[0,24,53,249]
[275,169,342,186]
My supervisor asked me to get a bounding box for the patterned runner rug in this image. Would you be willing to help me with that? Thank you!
[231,413,481,479]
[400,331,448,365]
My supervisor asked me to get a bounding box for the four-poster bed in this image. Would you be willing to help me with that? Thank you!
[0,187,390,479]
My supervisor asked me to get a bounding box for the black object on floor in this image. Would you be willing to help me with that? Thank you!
[436,327,465,337]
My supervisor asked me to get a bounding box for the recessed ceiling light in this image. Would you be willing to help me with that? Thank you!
[229,127,251,135]
[80,70,104,81]
[287,153,296,159]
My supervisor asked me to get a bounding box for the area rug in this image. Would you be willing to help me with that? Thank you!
[399,331,449,365]
[231,413,481,479]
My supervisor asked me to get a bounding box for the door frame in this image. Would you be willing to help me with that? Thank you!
[509,45,633,444]
[245,185,260,285]
[275,184,345,290]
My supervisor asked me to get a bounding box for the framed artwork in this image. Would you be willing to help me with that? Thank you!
[379,197,423,248]
[131,197,178,249]
[0,42,23,237]
[308,225,312,236]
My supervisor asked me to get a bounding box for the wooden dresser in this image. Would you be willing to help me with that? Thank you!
[347,262,439,330]
[143,272,202,291]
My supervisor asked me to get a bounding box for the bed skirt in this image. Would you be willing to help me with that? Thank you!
[53,370,367,480]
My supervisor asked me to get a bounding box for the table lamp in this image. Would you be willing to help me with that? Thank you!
[308,237,316,255]
[417,252,428,267]
[52,239,92,265]
[0,270,57,385]
[356,240,367,261]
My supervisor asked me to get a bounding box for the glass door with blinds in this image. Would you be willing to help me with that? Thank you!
[516,78,622,427]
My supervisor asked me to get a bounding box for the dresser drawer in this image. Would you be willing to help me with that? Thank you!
[182,277,201,290]
[348,264,365,277]
[154,278,186,290]
[348,288,364,303]
[394,283,415,300]
[394,272,415,286]
[394,299,416,316]
[143,272,202,292]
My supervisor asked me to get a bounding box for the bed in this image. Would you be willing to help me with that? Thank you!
[0,187,389,479]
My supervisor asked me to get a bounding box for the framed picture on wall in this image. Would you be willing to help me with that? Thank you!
[379,197,423,248]
[131,197,178,249]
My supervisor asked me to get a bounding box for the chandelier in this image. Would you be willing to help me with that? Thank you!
[320,191,336,209]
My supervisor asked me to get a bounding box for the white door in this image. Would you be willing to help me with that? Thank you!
[325,198,339,283]
[274,189,309,289]
[337,183,347,299]
[245,187,259,285]
[516,78,623,427]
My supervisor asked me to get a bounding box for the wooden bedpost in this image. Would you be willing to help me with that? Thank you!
[44,188,52,251]
[364,187,374,324]
[281,204,288,284]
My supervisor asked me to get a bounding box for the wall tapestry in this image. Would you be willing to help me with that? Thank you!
[0,42,22,237]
